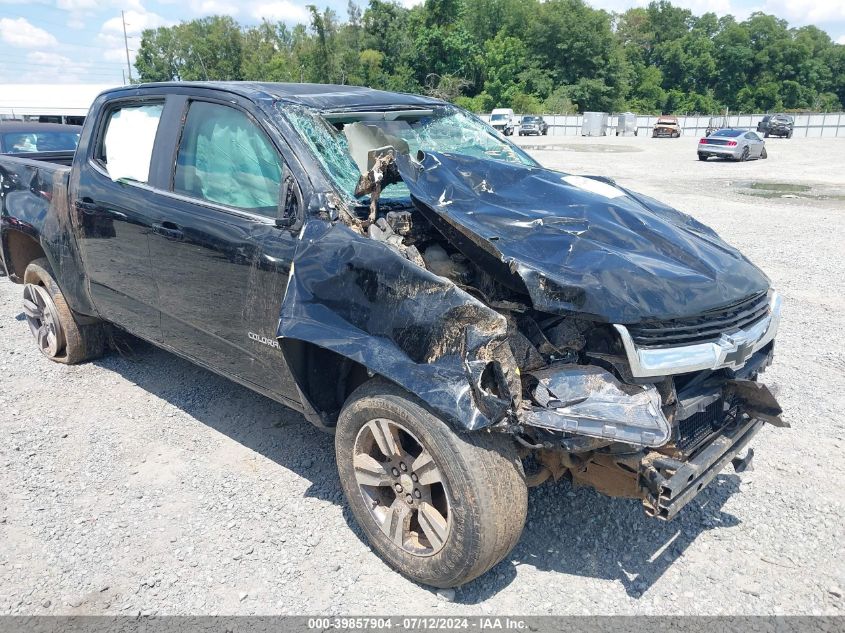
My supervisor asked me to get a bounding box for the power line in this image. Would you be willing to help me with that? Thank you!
[122,10,134,83]
[1,55,127,69]
[0,64,124,78]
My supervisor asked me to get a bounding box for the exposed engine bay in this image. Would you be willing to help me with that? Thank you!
[280,105,786,520]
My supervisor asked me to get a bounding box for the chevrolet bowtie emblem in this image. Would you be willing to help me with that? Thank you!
[724,340,755,365]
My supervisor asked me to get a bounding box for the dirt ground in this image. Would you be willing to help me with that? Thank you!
[1,134,843,616]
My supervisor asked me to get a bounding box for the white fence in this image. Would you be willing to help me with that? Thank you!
[480,112,845,138]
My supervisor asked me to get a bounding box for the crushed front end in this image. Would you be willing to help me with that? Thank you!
[509,291,784,519]
[281,104,786,520]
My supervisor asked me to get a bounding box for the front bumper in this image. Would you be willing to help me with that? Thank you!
[641,416,763,519]
[614,292,782,379]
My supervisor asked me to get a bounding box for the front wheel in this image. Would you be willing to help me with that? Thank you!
[761,147,768,159]
[335,380,527,588]
[787,130,793,139]
[23,258,106,364]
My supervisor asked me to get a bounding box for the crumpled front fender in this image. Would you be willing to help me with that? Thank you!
[276,220,514,430]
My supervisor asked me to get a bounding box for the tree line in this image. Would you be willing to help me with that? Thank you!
[135,0,845,114]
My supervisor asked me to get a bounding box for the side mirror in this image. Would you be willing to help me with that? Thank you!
[276,173,301,229]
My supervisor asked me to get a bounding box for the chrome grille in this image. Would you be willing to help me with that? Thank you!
[627,292,770,348]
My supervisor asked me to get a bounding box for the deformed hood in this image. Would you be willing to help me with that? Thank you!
[396,151,770,324]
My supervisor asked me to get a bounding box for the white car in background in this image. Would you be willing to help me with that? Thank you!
[489,108,515,136]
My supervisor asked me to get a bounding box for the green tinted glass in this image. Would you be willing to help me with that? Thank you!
[175,102,282,216]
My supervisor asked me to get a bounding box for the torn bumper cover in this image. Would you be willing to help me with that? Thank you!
[525,364,672,447]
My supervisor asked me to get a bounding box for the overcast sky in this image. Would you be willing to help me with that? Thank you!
[1,0,843,85]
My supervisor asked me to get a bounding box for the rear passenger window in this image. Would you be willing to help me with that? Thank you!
[174,101,282,216]
[99,103,163,183]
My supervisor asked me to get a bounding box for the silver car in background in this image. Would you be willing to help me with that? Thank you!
[698,128,767,161]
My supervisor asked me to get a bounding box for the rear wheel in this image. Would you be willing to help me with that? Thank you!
[23,258,106,364]
[764,131,769,138]
[739,147,750,162]
[335,380,527,587]
[698,153,708,161]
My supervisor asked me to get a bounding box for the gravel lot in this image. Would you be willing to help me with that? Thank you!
[1,135,843,616]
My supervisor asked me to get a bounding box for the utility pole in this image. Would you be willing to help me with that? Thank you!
[122,11,133,84]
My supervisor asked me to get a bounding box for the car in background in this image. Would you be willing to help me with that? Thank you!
[489,108,516,136]
[757,114,794,138]
[519,115,548,136]
[698,129,767,161]
[0,122,81,277]
[652,116,681,138]
[0,122,81,164]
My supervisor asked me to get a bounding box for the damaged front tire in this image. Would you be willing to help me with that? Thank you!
[335,380,527,588]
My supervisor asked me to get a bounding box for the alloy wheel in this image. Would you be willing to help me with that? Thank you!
[353,418,451,557]
[22,283,65,357]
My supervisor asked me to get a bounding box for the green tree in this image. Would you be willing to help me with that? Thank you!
[132,1,844,115]
[481,33,527,105]
[176,16,243,81]
[135,26,180,82]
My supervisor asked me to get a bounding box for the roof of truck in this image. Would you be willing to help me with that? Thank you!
[103,82,444,111]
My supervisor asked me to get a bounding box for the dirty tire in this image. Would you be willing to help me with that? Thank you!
[23,258,106,364]
[335,379,527,588]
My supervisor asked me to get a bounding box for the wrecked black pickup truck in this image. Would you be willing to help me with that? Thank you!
[0,82,784,588]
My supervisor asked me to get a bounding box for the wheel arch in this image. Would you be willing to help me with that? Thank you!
[279,338,374,431]
[2,228,47,283]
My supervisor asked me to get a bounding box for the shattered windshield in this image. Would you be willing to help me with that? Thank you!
[282,103,536,202]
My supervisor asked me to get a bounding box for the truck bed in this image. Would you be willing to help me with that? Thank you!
[1,151,76,166]
[0,154,74,282]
